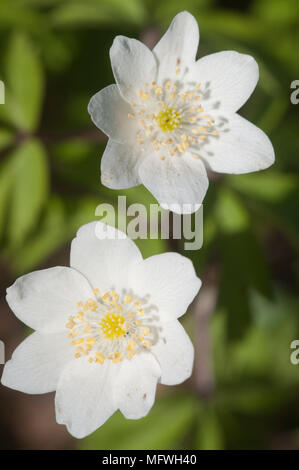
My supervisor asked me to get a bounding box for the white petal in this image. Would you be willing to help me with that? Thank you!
[101,139,142,189]
[129,253,201,321]
[202,113,275,174]
[110,36,157,102]
[6,267,94,333]
[88,85,137,143]
[188,51,259,113]
[153,11,199,82]
[138,152,209,214]
[70,221,143,292]
[114,352,161,420]
[55,358,118,438]
[151,321,194,385]
[1,331,73,394]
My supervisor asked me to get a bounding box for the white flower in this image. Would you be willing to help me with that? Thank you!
[88,11,275,214]
[1,222,200,438]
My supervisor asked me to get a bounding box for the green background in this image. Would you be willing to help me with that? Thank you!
[0,0,299,450]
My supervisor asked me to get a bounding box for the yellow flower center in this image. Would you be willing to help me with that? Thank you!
[129,77,220,161]
[155,106,181,132]
[66,290,153,365]
[100,312,126,339]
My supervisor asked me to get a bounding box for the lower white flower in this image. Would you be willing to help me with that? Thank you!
[88,10,275,214]
[1,222,201,438]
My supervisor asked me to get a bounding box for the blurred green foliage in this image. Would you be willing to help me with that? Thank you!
[0,0,299,450]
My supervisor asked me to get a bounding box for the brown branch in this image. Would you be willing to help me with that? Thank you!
[193,264,219,398]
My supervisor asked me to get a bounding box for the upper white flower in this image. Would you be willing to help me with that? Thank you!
[1,222,200,438]
[88,11,275,214]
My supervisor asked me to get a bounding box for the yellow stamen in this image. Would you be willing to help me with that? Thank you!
[95,352,105,364]
[100,312,126,340]
[155,106,181,132]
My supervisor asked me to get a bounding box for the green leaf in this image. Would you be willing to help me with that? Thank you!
[0,1,46,32]
[216,188,250,233]
[215,188,270,338]
[253,0,299,26]
[52,140,104,193]
[198,11,264,43]
[257,96,288,134]
[195,406,224,450]
[12,196,65,274]
[53,139,93,163]
[228,288,299,386]
[218,230,271,339]
[51,0,146,27]
[7,138,49,247]
[228,172,299,203]
[0,128,14,151]
[219,385,283,414]
[68,196,111,236]
[5,32,44,131]
[0,156,13,241]
[228,172,299,246]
